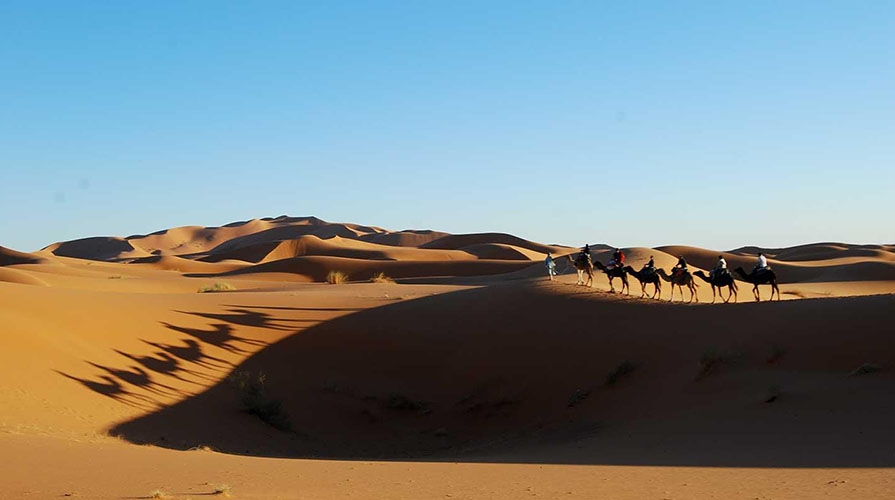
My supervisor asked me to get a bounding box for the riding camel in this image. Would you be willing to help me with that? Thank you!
[566,254,594,287]
[734,267,780,301]
[656,268,699,303]
[594,261,629,294]
[623,266,661,299]
[693,270,738,303]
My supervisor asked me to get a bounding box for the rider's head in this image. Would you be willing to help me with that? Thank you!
[759,252,764,256]
[718,255,723,259]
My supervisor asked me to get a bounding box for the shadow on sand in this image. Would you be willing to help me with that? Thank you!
[90,282,895,467]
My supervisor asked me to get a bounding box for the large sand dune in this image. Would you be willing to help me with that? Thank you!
[2,218,895,499]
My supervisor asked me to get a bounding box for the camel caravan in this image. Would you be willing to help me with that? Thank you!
[556,245,780,303]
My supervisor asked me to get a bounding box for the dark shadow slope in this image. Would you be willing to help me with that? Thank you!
[111,283,895,466]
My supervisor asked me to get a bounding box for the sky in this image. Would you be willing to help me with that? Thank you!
[1,1,893,252]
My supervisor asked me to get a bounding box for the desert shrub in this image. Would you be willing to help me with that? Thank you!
[228,370,291,431]
[567,388,590,407]
[695,349,741,380]
[326,270,349,284]
[386,392,425,411]
[198,282,236,293]
[370,272,394,283]
[211,484,232,496]
[605,360,637,386]
[764,384,782,403]
[849,363,881,377]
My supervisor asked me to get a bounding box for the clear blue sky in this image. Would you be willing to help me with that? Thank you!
[2,1,893,252]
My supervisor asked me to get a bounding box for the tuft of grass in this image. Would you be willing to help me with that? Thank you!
[370,271,395,284]
[605,360,637,386]
[849,363,881,377]
[198,282,236,293]
[567,388,590,408]
[228,370,291,431]
[764,384,782,403]
[187,444,216,452]
[108,274,123,279]
[326,270,349,284]
[211,483,232,497]
[148,489,168,499]
[695,348,741,380]
[385,392,426,411]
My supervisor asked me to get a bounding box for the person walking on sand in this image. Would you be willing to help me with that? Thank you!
[545,252,557,280]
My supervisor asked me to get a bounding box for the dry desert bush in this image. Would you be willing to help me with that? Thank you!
[198,282,236,293]
[326,270,349,284]
[606,360,637,386]
[370,271,394,283]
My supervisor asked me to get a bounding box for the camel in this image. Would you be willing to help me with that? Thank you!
[693,270,738,304]
[734,267,780,301]
[623,266,661,299]
[594,260,629,295]
[567,254,594,287]
[656,268,699,303]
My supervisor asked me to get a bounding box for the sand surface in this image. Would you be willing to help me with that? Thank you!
[2,218,894,499]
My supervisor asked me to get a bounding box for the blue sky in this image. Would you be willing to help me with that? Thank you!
[2,1,893,252]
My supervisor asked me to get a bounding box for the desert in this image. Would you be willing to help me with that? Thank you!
[2,216,894,499]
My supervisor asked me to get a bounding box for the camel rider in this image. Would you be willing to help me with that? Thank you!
[711,254,728,280]
[673,255,688,278]
[754,252,769,274]
[579,244,592,265]
[545,253,557,280]
[642,255,656,276]
[608,248,625,270]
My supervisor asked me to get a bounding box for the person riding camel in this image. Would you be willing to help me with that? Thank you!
[672,255,688,278]
[753,252,769,274]
[710,254,728,280]
[579,244,592,266]
[608,248,625,270]
[641,255,656,276]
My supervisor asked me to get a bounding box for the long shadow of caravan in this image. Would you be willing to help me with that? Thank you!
[110,283,895,466]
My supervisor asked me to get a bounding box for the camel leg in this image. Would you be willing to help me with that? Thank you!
[692,284,699,303]
[711,286,717,304]
[753,284,760,302]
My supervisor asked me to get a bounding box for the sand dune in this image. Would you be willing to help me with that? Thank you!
[109,281,895,464]
[0,246,47,266]
[359,229,451,247]
[422,232,567,255]
[194,255,536,282]
[200,234,478,264]
[43,237,152,261]
[2,219,895,499]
